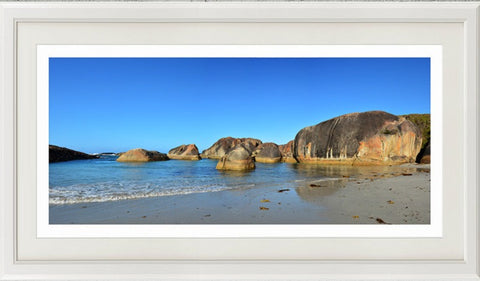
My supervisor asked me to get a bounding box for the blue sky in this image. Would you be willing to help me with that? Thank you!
[49,57,430,154]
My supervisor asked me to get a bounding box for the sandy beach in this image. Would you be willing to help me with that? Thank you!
[50,164,430,224]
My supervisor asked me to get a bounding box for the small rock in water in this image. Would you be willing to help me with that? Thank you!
[278,189,290,193]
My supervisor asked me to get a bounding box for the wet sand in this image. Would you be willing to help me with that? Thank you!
[49,164,430,224]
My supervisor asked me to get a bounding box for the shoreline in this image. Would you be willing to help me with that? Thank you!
[50,164,430,224]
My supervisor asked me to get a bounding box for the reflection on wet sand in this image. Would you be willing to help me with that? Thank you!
[294,164,430,205]
[296,178,347,200]
[290,163,426,179]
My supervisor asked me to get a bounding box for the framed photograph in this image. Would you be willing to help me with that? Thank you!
[1,2,479,280]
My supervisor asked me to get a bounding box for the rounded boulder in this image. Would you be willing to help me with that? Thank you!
[116,148,169,162]
[252,142,282,163]
[216,143,255,171]
[201,137,262,159]
[167,144,201,160]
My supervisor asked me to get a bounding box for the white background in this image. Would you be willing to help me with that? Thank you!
[37,44,443,238]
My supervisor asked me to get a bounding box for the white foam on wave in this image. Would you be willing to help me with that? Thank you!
[49,182,253,205]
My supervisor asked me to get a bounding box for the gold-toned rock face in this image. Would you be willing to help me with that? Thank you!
[116,148,169,162]
[278,140,298,163]
[252,142,282,164]
[167,144,201,161]
[293,111,423,165]
[201,137,262,159]
[216,144,255,171]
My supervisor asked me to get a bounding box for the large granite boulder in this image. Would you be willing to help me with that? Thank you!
[116,148,169,162]
[293,111,423,165]
[216,143,255,171]
[167,144,201,160]
[278,140,297,163]
[201,137,262,159]
[49,145,99,163]
[252,142,282,163]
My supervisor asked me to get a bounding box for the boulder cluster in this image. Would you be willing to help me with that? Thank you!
[50,110,430,168]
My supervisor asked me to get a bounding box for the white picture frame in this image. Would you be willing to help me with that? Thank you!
[1,2,479,280]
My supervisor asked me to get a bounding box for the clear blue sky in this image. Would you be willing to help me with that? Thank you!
[49,57,430,154]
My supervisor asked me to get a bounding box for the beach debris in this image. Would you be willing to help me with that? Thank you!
[260,199,270,203]
[342,175,350,178]
[309,183,325,187]
[387,200,395,204]
[278,189,290,193]
[369,217,390,224]
[376,218,388,224]
[352,215,359,219]
[259,207,269,210]
[402,173,413,176]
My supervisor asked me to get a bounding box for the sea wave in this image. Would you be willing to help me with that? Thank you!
[49,182,255,205]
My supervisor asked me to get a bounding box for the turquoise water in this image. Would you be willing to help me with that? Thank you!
[49,156,413,205]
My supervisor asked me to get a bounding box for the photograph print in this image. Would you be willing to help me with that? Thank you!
[48,55,431,224]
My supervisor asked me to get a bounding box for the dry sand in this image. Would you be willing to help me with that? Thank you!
[50,164,430,224]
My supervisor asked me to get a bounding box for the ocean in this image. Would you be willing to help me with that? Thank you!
[49,155,423,205]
